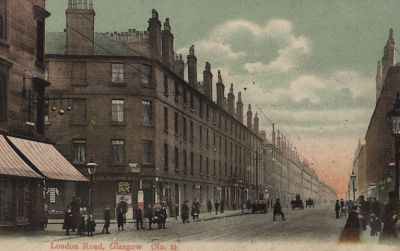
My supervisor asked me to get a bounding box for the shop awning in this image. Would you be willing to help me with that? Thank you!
[7,136,88,182]
[0,135,43,178]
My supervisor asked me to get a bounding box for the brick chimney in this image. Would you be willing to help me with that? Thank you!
[381,28,395,83]
[253,112,259,135]
[236,92,243,123]
[272,123,276,145]
[148,9,162,61]
[216,70,225,107]
[187,45,197,86]
[162,18,174,68]
[259,130,267,142]
[203,62,213,100]
[174,54,185,79]
[66,0,95,55]
[227,83,235,115]
[247,104,253,129]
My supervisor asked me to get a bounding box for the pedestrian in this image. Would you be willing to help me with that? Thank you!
[101,206,111,234]
[379,191,400,245]
[339,210,361,243]
[220,200,224,214]
[371,197,381,218]
[144,204,154,230]
[246,199,251,211]
[335,200,340,219]
[214,200,219,215]
[358,195,369,231]
[78,207,87,235]
[135,207,145,230]
[207,199,212,214]
[174,202,179,220]
[86,214,96,236]
[273,198,285,221]
[181,200,190,223]
[62,206,73,235]
[154,206,163,229]
[161,205,167,229]
[116,197,128,231]
[369,213,382,236]
[340,199,345,208]
[69,197,81,232]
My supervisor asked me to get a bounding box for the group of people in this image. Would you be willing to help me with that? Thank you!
[206,199,225,215]
[62,197,96,236]
[339,191,400,245]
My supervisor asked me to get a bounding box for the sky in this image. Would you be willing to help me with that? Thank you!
[45,0,400,197]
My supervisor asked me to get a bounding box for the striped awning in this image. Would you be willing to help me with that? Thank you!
[8,136,88,182]
[0,135,43,178]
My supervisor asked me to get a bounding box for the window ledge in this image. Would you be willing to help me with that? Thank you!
[70,121,89,126]
[109,82,126,87]
[109,121,127,126]
[142,123,154,128]
[142,163,154,167]
[110,163,127,167]
[142,83,154,88]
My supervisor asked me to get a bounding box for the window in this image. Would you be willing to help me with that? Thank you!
[206,105,209,120]
[142,65,151,85]
[183,117,187,139]
[163,73,168,96]
[73,140,86,163]
[142,140,153,164]
[0,72,6,121]
[44,100,49,124]
[213,160,216,177]
[71,99,87,123]
[111,63,124,83]
[206,157,209,176]
[174,147,179,173]
[174,81,179,102]
[163,107,168,132]
[142,100,153,125]
[190,121,194,140]
[183,150,187,174]
[206,129,209,147]
[36,20,45,65]
[219,161,222,178]
[183,87,187,105]
[0,15,3,40]
[111,99,124,123]
[199,100,203,118]
[112,140,125,163]
[199,154,203,175]
[190,92,194,110]
[174,112,179,135]
[199,125,202,144]
[190,152,194,175]
[164,143,168,171]
[72,62,86,85]
[225,163,227,178]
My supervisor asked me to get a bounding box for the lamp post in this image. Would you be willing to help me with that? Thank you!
[350,171,356,201]
[86,156,97,214]
[386,92,400,198]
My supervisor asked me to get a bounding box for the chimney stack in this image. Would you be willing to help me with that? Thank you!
[187,45,197,86]
[174,54,185,79]
[253,112,259,135]
[216,70,225,107]
[272,123,276,145]
[236,92,243,123]
[162,18,174,68]
[227,83,235,115]
[381,28,395,83]
[203,62,213,100]
[148,9,162,60]
[247,104,253,129]
[260,130,267,142]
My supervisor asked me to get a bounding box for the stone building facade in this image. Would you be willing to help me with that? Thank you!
[0,0,86,229]
[45,3,263,218]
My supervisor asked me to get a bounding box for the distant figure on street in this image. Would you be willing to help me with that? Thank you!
[340,199,345,208]
[207,199,212,214]
[371,197,382,218]
[369,213,382,236]
[174,203,179,220]
[220,200,225,214]
[214,200,219,215]
[246,199,251,211]
[339,211,361,243]
[358,195,369,231]
[144,204,153,230]
[69,197,81,232]
[62,206,73,235]
[135,207,145,230]
[273,199,285,221]
[101,206,111,234]
[161,205,167,229]
[335,200,340,219]
[379,191,400,245]
[116,197,128,231]
[191,198,200,220]
[181,201,190,223]
[86,214,96,236]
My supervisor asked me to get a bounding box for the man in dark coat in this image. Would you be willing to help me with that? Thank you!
[191,198,200,220]
[101,206,111,234]
[273,198,285,221]
[63,206,73,235]
[379,191,400,245]
[69,197,81,232]
[160,206,167,229]
[207,199,212,214]
[335,200,340,219]
[144,204,154,230]
[371,197,382,218]
[135,207,145,230]
[116,198,128,231]
[220,200,225,214]
[181,201,190,223]
[214,200,219,215]
[358,195,369,231]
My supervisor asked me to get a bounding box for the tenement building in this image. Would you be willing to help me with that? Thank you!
[363,29,400,200]
[45,2,263,217]
[0,0,86,230]
[261,125,334,206]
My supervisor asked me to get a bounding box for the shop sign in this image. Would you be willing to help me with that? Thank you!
[93,175,138,181]
[117,181,132,194]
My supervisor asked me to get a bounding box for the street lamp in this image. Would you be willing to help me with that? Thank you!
[86,156,97,214]
[350,171,356,201]
[386,91,400,198]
